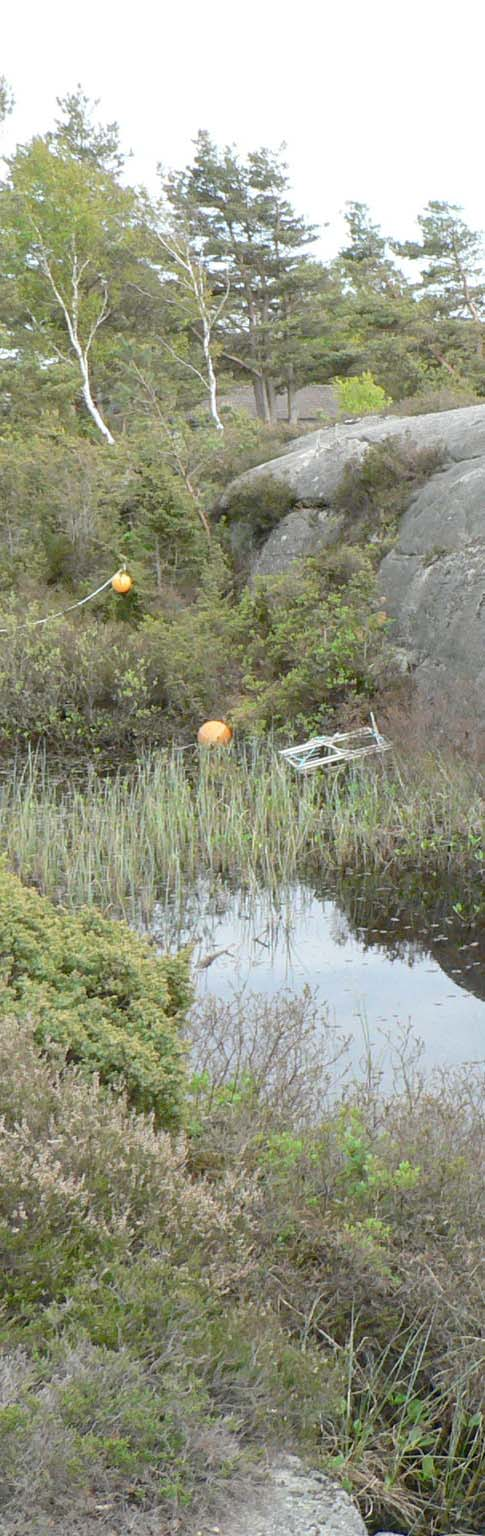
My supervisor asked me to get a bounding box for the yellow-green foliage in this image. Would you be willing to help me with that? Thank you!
[0,864,190,1128]
[333,370,392,415]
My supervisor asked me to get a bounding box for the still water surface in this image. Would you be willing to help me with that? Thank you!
[154,879,485,1083]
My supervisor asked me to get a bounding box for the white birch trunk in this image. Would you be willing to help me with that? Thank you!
[155,229,227,432]
[78,351,115,445]
[40,244,115,445]
[202,310,223,431]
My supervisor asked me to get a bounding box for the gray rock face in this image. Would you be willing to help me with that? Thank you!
[379,456,485,752]
[252,507,345,579]
[222,404,485,749]
[221,404,485,509]
[197,1453,367,1536]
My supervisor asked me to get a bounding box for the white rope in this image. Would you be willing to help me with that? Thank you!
[0,573,122,636]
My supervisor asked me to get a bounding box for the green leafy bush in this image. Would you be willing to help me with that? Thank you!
[137,550,388,740]
[0,863,190,1127]
[233,556,388,734]
[333,370,392,416]
[0,612,159,752]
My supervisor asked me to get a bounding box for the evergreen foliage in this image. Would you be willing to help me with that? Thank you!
[1,89,485,753]
[0,863,190,1127]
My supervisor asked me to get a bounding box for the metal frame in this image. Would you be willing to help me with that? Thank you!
[279,712,391,774]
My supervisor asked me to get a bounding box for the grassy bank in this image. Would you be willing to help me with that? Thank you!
[1,741,483,1532]
[1,745,483,920]
[0,989,483,1536]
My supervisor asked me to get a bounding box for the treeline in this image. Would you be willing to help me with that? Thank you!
[0,87,484,575]
[2,82,485,442]
[0,83,484,749]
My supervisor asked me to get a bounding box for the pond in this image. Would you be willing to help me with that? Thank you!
[153,876,485,1086]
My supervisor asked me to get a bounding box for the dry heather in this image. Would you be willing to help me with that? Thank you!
[0,993,484,1536]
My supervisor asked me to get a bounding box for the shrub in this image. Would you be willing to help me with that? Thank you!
[0,998,483,1533]
[0,1015,242,1524]
[206,409,301,488]
[0,609,160,753]
[107,429,210,591]
[333,371,392,416]
[0,431,113,590]
[142,577,243,735]
[224,473,297,546]
[389,382,480,416]
[334,435,444,551]
[233,556,389,734]
[0,549,386,752]
[0,1013,223,1319]
[0,863,190,1128]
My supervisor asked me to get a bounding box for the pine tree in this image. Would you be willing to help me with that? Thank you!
[340,202,396,295]
[395,202,485,377]
[48,86,126,176]
[336,203,425,399]
[165,133,318,422]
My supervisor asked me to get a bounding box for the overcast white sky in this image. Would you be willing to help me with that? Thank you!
[3,0,485,259]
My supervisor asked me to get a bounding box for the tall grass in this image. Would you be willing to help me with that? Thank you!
[0,744,483,920]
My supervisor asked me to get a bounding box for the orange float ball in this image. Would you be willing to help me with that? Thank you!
[197,719,233,746]
[112,570,133,595]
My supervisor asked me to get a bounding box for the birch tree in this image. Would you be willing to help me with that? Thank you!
[1,133,140,443]
[151,226,229,431]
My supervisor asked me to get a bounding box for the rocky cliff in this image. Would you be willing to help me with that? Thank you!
[221,405,485,751]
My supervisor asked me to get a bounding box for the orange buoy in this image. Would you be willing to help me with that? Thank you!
[112,570,133,595]
[197,719,233,746]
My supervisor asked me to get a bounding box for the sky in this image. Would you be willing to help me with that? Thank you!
[3,0,485,260]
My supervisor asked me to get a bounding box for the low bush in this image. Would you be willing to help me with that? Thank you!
[223,472,297,547]
[233,555,389,734]
[0,997,483,1534]
[0,537,388,751]
[334,435,445,553]
[0,863,190,1127]
[332,370,392,416]
[0,1014,244,1529]
[0,609,159,754]
[389,383,480,416]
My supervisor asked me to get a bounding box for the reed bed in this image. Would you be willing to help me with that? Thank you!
[0,744,483,920]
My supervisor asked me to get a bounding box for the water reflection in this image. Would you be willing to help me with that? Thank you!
[152,876,485,1080]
